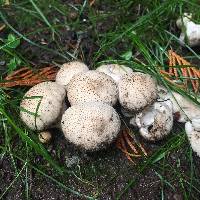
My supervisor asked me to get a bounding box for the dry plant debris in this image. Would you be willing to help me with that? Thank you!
[160,50,200,93]
[116,128,147,164]
[0,66,58,87]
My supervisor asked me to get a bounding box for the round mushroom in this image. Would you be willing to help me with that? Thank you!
[61,102,121,151]
[39,131,52,143]
[55,61,89,88]
[134,100,173,141]
[20,81,66,131]
[96,64,133,84]
[67,71,118,106]
[118,72,157,112]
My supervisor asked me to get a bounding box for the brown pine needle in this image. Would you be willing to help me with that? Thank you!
[160,50,200,93]
[0,66,58,88]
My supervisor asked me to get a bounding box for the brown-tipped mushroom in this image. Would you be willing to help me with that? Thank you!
[118,72,157,112]
[20,81,66,131]
[67,71,118,106]
[61,102,121,151]
[39,131,52,143]
[56,61,89,88]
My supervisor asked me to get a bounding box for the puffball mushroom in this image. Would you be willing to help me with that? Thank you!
[118,72,157,112]
[133,100,173,141]
[61,102,121,151]
[39,131,52,143]
[67,71,118,106]
[20,81,66,131]
[158,86,200,123]
[185,118,200,157]
[96,64,133,84]
[55,61,89,87]
[176,13,200,47]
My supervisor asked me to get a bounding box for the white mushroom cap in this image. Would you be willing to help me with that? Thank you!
[176,13,200,47]
[67,71,118,106]
[96,64,133,84]
[158,87,200,123]
[61,102,121,151]
[118,72,157,112]
[185,119,200,157]
[176,13,192,28]
[20,81,66,131]
[135,100,173,141]
[38,131,52,143]
[55,61,89,87]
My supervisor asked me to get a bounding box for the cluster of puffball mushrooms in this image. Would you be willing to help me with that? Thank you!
[20,61,200,157]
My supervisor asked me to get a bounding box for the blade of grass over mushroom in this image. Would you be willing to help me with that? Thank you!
[0,107,63,174]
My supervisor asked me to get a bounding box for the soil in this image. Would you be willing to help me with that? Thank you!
[1,1,200,199]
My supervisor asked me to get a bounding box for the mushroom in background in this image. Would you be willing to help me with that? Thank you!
[176,13,200,47]
[56,61,89,88]
[96,64,133,84]
[20,81,67,131]
[118,72,157,112]
[61,102,121,151]
[132,100,173,141]
[185,117,200,156]
[39,131,52,144]
[67,71,118,106]
[157,85,200,123]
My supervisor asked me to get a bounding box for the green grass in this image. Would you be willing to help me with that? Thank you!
[0,0,200,199]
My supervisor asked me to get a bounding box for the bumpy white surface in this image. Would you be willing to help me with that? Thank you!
[67,71,118,106]
[176,13,200,47]
[185,118,200,157]
[56,61,89,87]
[158,86,200,123]
[134,100,173,141]
[20,81,66,131]
[96,64,133,84]
[61,102,121,151]
[118,72,157,112]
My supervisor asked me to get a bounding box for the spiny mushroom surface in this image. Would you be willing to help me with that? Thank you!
[61,102,121,151]
[56,61,89,88]
[185,117,200,156]
[133,100,173,141]
[67,71,118,106]
[20,81,66,131]
[96,64,133,84]
[118,72,157,112]
[176,13,200,47]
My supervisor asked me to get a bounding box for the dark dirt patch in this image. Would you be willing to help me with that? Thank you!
[1,124,200,199]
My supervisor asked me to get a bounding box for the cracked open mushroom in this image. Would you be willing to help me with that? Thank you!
[96,64,133,84]
[67,71,118,106]
[61,102,121,151]
[55,61,89,88]
[20,81,66,131]
[132,100,173,141]
[118,72,157,112]
[176,13,200,47]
